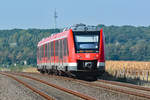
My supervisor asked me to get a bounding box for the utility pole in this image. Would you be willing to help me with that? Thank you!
[54,9,58,30]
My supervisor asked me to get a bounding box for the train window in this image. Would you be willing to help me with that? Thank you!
[59,40,60,59]
[40,46,42,59]
[39,47,40,60]
[51,42,54,56]
[60,39,63,59]
[66,38,69,56]
[48,42,50,59]
[42,45,44,58]
[43,45,45,57]
[41,46,42,58]
[41,46,43,58]
[75,35,98,49]
[58,40,60,60]
[52,42,54,56]
[63,39,65,56]
[49,42,51,59]
[45,44,47,57]
[58,40,59,57]
[62,39,64,58]
[73,31,100,53]
[54,41,56,56]
[58,40,61,59]
[50,42,52,56]
[55,40,58,56]
[63,39,66,56]
[43,45,46,57]
[57,40,59,56]
[47,43,49,59]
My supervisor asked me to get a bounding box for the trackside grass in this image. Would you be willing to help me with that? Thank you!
[0,65,38,73]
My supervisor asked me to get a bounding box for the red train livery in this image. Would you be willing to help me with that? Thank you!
[37,24,105,78]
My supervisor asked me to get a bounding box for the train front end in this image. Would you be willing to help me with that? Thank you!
[69,24,105,77]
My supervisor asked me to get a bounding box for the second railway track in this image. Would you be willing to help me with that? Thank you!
[19,72,150,100]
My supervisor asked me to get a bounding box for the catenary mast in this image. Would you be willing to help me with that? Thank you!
[54,9,58,29]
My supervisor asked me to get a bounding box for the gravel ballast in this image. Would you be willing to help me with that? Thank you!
[1,72,149,100]
[0,74,44,100]
[21,72,149,100]
[13,74,83,100]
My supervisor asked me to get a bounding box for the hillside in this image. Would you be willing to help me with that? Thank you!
[0,25,150,66]
[0,29,60,66]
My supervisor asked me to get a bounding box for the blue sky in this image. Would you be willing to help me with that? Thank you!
[0,0,150,29]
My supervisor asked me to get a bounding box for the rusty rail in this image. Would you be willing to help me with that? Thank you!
[0,72,54,100]
[31,72,150,99]
[97,79,150,92]
[11,72,150,99]
[9,72,96,100]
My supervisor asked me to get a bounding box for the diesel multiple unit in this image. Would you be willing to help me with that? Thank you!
[37,24,105,78]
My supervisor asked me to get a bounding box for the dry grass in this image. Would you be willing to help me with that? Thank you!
[106,61,150,71]
[22,67,39,73]
[105,61,150,81]
[0,68,10,71]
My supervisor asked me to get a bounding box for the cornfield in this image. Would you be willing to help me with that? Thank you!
[106,61,150,81]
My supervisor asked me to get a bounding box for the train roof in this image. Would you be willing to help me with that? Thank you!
[38,24,101,47]
[37,29,70,47]
[63,23,101,32]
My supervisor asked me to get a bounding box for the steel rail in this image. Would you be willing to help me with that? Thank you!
[0,72,54,100]
[97,79,150,92]
[31,73,150,99]
[9,72,96,100]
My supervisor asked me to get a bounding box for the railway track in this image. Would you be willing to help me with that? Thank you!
[94,80,150,99]
[0,72,96,100]
[22,72,150,100]
[97,79,150,92]
[0,72,54,100]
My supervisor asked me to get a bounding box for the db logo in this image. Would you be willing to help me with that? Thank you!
[85,54,90,58]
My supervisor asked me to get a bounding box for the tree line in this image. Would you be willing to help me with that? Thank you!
[0,25,150,66]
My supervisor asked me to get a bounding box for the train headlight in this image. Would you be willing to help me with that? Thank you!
[96,54,99,57]
[77,55,82,59]
[94,56,97,59]
[79,56,82,59]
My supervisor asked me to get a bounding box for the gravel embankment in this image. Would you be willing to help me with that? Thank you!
[8,74,83,100]
[21,72,149,100]
[0,74,44,100]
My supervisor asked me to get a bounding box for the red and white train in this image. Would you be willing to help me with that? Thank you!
[37,24,105,78]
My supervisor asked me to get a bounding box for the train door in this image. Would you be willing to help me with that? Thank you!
[62,39,64,67]
[58,40,60,66]
[42,45,45,64]
[59,39,63,67]
[50,42,54,65]
[55,40,59,66]
[45,44,48,65]
[47,42,51,67]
